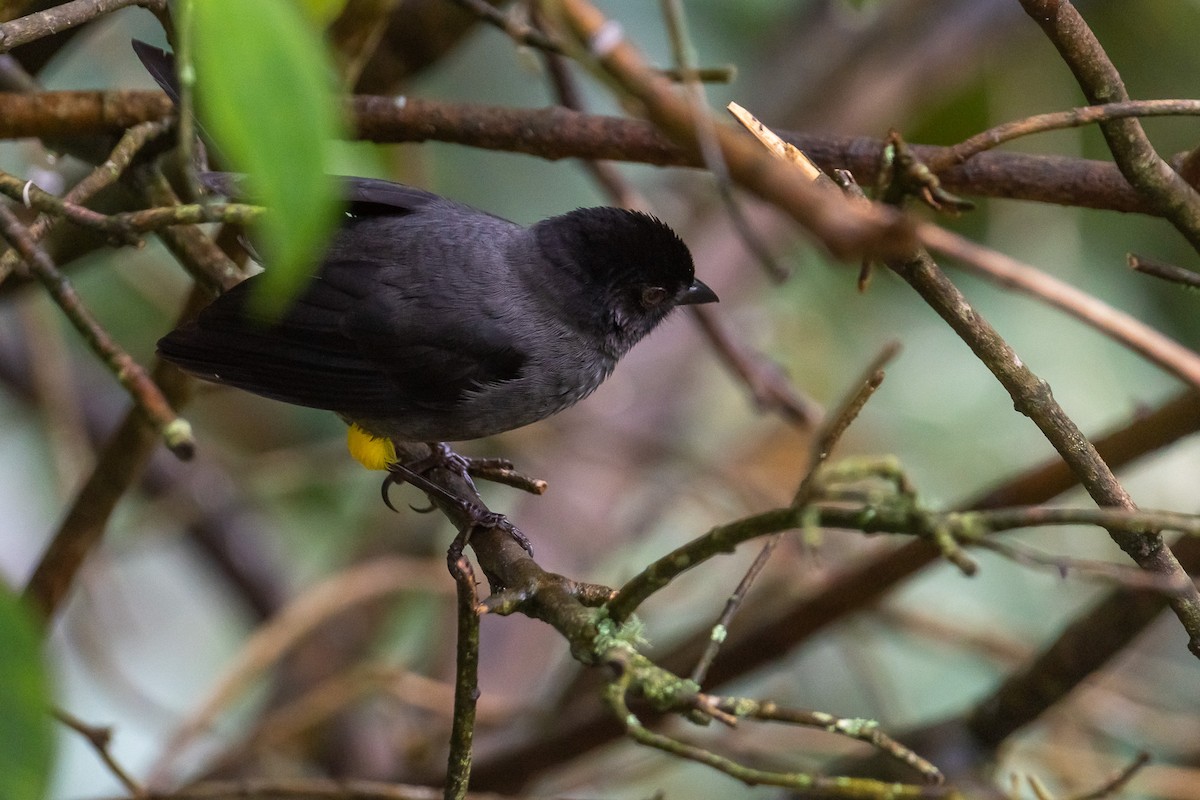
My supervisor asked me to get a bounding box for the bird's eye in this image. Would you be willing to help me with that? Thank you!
[641,286,669,308]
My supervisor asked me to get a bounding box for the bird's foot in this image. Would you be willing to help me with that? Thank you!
[448,506,533,561]
[380,443,534,555]
[408,443,548,497]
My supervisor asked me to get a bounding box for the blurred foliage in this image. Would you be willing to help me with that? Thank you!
[296,0,351,27]
[0,586,53,800]
[188,0,346,315]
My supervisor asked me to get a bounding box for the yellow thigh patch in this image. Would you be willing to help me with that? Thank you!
[347,424,397,471]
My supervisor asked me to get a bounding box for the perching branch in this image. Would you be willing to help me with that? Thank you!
[444,554,481,800]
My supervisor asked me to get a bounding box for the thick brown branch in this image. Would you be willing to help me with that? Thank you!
[0,90,1186,216]
[0,89,174,137]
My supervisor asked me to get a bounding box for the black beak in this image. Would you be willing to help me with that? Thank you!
[677,278,718,306]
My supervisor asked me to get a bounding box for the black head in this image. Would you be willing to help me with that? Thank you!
[532,207,717,356]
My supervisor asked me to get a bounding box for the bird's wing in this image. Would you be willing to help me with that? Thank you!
[158,257,525,416]
[341,178,449,215]
[200,173,450,217]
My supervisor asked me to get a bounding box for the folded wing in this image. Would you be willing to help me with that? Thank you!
[159,252,526,416]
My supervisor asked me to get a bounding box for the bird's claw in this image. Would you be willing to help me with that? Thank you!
[379,444,534,555]
[379,471,439,514]
[380,443,468,511]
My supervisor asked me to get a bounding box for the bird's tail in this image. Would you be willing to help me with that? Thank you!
[131,40,181,103]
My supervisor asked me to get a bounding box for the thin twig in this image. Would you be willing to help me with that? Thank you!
[533,6,645,209]
[173,0,204,202]
[927,98,1200,172]
[0,0,166,53]
[1068,752,1150,800]
[601,495,784,623]
[444,554,481,800]
[608,344,899,623]
[603,661,949,798]
[691,305,822,428]
[1127,252,1200,289]
[450,0,734,82]
[688,532,781,686]
[133,165,244,292]
[706,696,944,785]
[972,536,1192,593]
[956,505,1200,536]
[0,202,194,458]
[0,169,129,240]
[0,172,263,239]
[205,665,443,772]
[792,341,900,506]
[450,0,563,52]
[54,708,147,798]
[98,778,485,799]
[464,458,548,495]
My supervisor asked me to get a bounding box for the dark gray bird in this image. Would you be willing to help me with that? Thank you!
[158,177,717,447]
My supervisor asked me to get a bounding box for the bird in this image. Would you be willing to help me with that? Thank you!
[158,177,717,453]
[138,41,717,531]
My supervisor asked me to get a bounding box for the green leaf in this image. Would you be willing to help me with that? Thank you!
[0,587,53,800]
[294,0,349,27]
[188,0,346,315]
